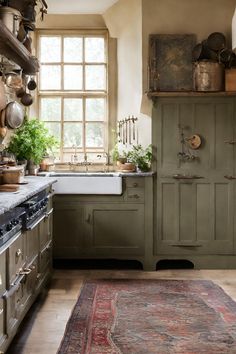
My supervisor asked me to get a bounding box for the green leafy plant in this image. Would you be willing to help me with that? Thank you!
[111,143,129,164]
[127,144,152,172]
[7,118,59,165]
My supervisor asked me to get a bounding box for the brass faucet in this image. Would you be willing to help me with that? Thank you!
[97,152,110,172]
[80,153,92,172]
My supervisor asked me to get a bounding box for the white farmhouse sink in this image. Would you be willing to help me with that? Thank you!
[51,173,122,195]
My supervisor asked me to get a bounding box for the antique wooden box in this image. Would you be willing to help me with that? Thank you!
[148,34,196,92]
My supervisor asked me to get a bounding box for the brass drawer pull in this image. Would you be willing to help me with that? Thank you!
[128,194,140,199]
[15,249,22,258]
[19,268,31,275]
[172,174,204,180]
[132,183,138,187]
[45,208,53,219]
[224,175,236,180]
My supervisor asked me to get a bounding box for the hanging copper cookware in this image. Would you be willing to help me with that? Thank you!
[0,108,7,138]
[0,79,7,112]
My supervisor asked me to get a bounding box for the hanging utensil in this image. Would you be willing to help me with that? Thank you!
[122,120,125,145]
[128,116,131,144]
[125,118,128,144]
[117,121,121,142]
[27,76,37,90]
[0,108,7,138]
[0,80,7,112]
[5,101,24,129]
[20,92,33,106]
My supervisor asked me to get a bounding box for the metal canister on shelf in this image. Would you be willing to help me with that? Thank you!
[193,60,224,92]
[0,6,21,37]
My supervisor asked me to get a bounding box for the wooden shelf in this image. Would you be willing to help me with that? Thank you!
[147,91,236,98]
[0,20,39,75]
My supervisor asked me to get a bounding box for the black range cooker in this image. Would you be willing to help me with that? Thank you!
[0,207,25,247]
[20,190,49,230]
[0,190,49,247]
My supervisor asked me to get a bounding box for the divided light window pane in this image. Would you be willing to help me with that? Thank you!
[40,65,61,90]
[40,37,61,62]
[64,65,83,90]
[86,123,103,147]
[64,123,83,147]
[85,37,105,62]
[40,98,61,121]
[64,98,83,121]
[86,98,105,121]
[85,65,106,90]
[64,37,83,63]
[44,122,61,142]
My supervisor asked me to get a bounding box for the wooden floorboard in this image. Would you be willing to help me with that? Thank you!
[6,268,236,354]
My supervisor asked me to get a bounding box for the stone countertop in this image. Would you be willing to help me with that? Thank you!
[0,176,57,215]
[38,171,155,177]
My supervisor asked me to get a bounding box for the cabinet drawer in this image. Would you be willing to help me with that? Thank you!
[8,233,26,288]
[39,241,52,273]
[126,188,144,202]
[126,178,145,189]
[6,278,23,334]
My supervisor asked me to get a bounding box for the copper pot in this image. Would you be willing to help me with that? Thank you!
[193,61,224,92]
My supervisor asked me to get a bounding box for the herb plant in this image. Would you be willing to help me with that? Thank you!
[127,144,152,172]
[7,118,58,165]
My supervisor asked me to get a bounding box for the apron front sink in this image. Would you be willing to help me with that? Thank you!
[51,173,122,194]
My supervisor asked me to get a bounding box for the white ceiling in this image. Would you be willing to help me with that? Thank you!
[46,0,119,14]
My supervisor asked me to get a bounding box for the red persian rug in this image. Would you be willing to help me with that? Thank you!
[57,280,236,354]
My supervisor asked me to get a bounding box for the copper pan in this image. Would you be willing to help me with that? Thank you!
[0,108,7,138]
[0,79,7,112]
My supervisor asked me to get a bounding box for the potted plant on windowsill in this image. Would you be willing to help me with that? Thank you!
[6,118,58,175]
[127,144,152,172]
[111,144,136,172]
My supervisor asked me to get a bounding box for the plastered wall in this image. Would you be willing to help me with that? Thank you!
[142,0,236,94]
[34,1,236,148]
[105,0,236,146]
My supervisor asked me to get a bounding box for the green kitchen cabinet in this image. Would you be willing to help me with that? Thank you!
[53,203,85,258]
[52,176,153,269]
[84,203,145,257]
[152,96,236,266]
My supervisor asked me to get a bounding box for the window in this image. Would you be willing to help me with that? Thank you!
[37,31,108,163]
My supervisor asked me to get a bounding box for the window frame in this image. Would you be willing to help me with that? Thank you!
[35,29,109,163]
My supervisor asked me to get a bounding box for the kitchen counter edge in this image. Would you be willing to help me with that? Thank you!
[0,177,57,215]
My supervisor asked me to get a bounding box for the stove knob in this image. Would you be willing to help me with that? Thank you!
[0,228,3,236]
[6,222,13,231]
[12,219,19,226]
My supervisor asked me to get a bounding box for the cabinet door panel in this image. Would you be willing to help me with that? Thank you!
[85,204,145,257]
[26,227,39,262]
[39,210,52,251]
[154,98,236,257]
[8,233,26,287]
[0,298,5,347]
[156,179,233,255]
[53,204,84,258]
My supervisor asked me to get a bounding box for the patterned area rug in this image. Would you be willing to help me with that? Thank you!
[57,280,236,354]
